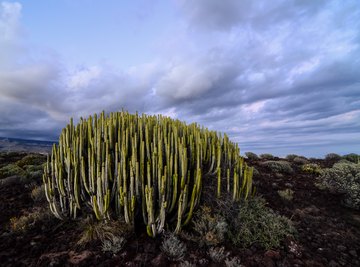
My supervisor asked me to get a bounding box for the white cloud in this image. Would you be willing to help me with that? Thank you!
[155,62,221,100]
[0,0,359,157]
[0,1,21,41]
[67,66,102,90]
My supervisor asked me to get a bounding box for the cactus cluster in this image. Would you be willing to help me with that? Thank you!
[43,111,253,236]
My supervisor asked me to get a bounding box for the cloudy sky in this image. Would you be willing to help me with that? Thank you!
[0,0,359,157]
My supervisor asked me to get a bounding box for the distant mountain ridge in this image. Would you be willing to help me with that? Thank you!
[0,137,56,154]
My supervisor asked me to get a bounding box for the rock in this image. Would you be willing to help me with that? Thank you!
[133,253,145,262]
[0,175,21,186]
[349,250,357,257]
[120,251,128,259]
[293,259,303,266]
[38,251,68,267]
[329,260,339,267]
[262,256,275,267]
[68,250,92,265]
[198,258,209,266]
[339,260,346,266]
[286,240,302,258]
[304,260,326,267]
[303,205,320,214]
[151,253,167,266]
[264,250,281,260]
[337,245,346,252]
[244,249,252,256]
[1,232,11,238]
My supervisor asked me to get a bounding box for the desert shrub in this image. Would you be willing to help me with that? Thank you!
[192,206,228,246]
[225,257,243,267]
[161,232,187,261]
[102,236,126,254]
[318,162,360,210]
[245,152,259,160]
[16,154,46,168]
[252,167,260,177]
[285,154,298,161]
[0,152,27,168]
[259,153,275,160]
[343,153,359,163]
[0,164,25,179]
[208,246,230,263]
[10,208,52,233]
[301,163,322,175]
[26,169,43,180]
[18,164,44,183]
[325,153,341,162]
[293,156,309,165]
[179,261,196,267]
[228,197,296,249]
[78,218,132,247]
[31,185,46,202]
[261,160,294,174]
[24,164,44,172]
[278,188,294,201]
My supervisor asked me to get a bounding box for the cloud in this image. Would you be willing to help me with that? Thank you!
[0,1,359,156]
[176,0,329,31]
[67,66,102,90]
[155,60,228,101]
[0,1,21,40]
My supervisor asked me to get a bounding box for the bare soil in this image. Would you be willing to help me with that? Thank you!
[0,153,359,266]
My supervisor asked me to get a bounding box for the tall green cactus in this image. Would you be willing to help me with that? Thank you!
[43,111,254,236]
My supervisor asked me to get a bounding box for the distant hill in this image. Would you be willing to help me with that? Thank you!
[0,137,56,154]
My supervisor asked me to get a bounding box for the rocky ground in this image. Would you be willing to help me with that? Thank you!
[0,152,359,267]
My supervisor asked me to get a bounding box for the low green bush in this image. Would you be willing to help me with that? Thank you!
[10,208,52,233]
[293,156,309,165]
[285,154,298,161]
[278,188,294,201]
[15,154,46,168]
[301,163,322,175]
[228,197,295,249]
[161,232,187,261]
[225,257,242,267]
[31,185,46,202]
[318,162,360,210]
[208,246,229,263]
[261,160,294,174]
[0,164,25,179]
[245,152,259,160]
[343,153,359,164]
[259,153,275,160]
[102,236,126,254]
[192,206,228,246]
[325,153,341,162]
[26,169,43,180]
[24,164,44,173]
[77,218,132,247]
